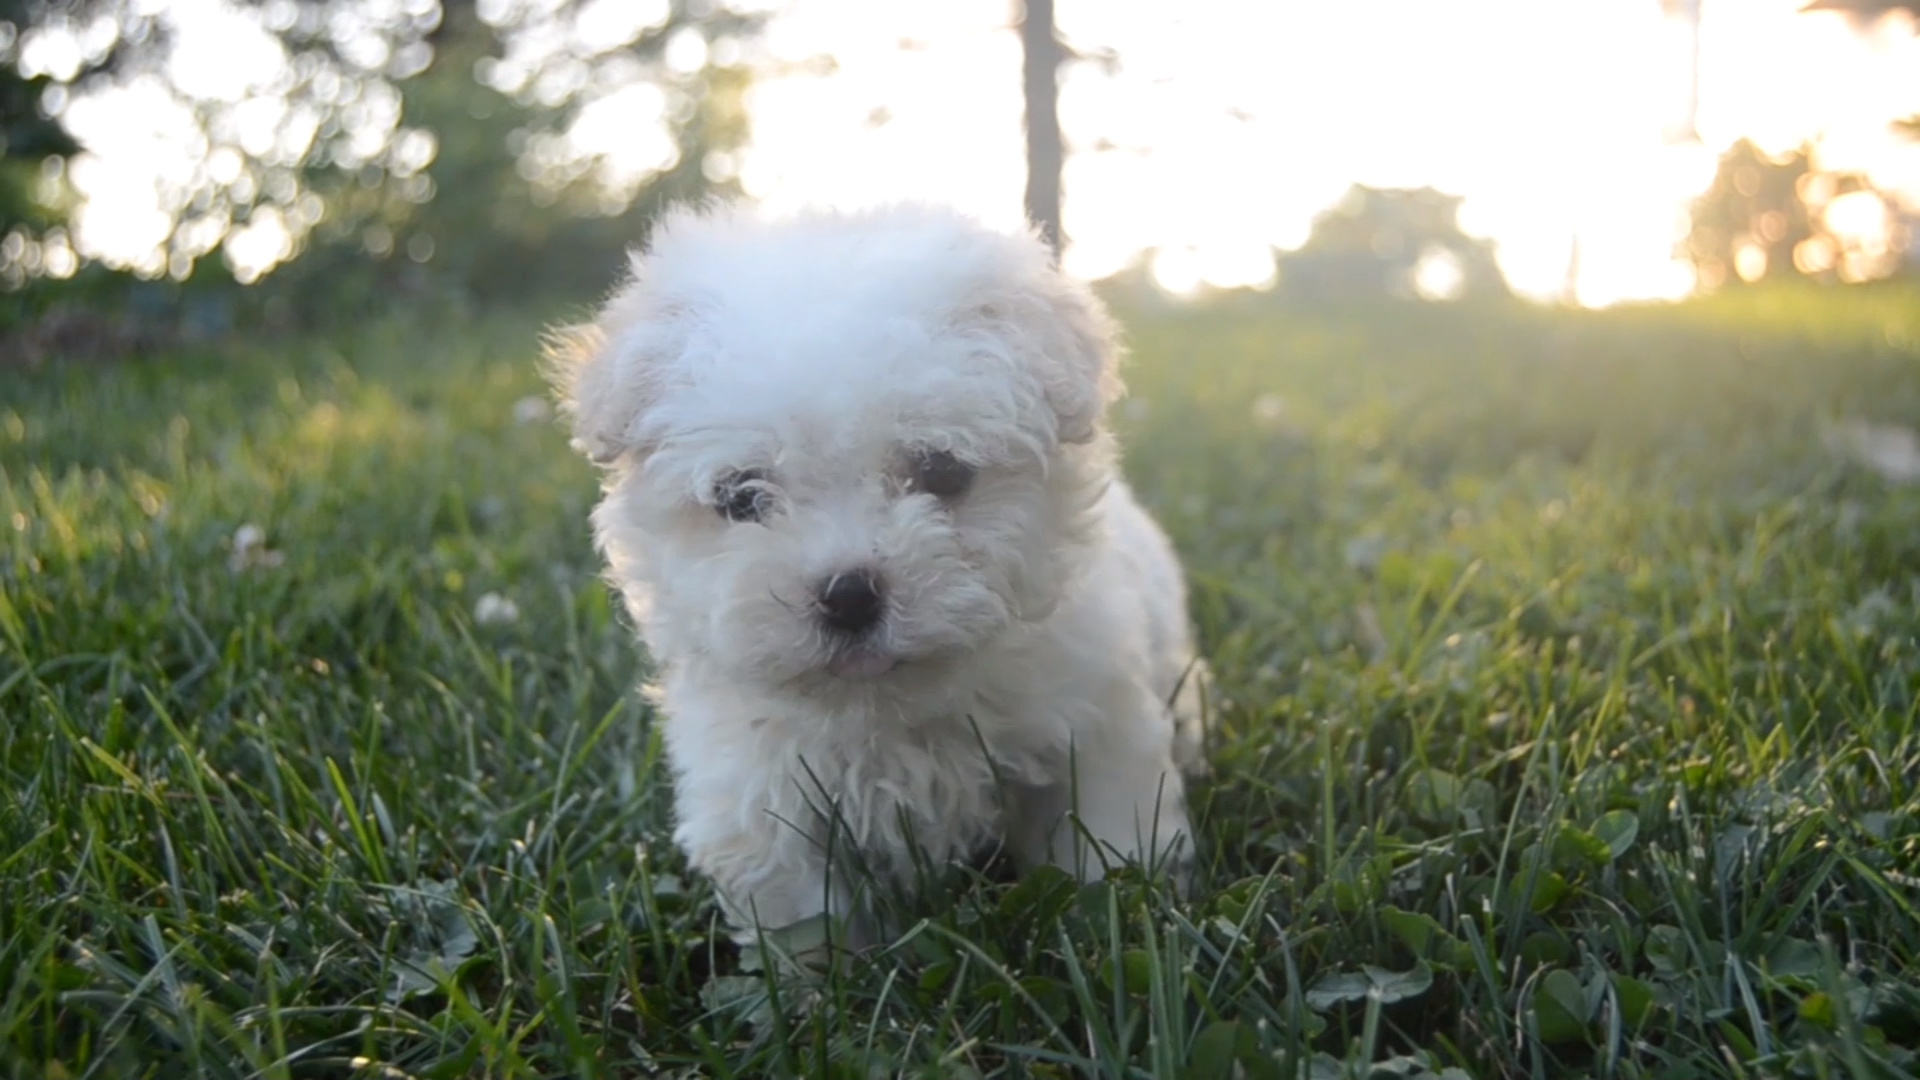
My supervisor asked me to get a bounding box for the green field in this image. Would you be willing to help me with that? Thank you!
[3,286,1918,1079]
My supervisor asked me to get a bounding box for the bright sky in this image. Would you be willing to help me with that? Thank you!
[25,0,1920,304]
[742,0,1920,304]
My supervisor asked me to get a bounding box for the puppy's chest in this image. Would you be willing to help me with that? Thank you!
[786,710,1059,859]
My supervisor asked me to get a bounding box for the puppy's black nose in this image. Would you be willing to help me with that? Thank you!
[817,570,885,635]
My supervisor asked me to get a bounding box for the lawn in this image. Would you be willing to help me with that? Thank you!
[3,285,1918,1079]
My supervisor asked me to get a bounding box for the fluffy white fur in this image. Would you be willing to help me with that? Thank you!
[548,203,1207,944]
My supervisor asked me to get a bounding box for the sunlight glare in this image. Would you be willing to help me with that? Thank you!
[569,82,679,190]
[164,0,287,103]
[573,0,672,51]
[1149,246,1204,296]
[62,79,203,271]
[224,206,295,284]
[1412,248,1466,303]
[664,27,709,75]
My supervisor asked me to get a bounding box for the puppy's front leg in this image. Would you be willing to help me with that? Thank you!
[1011,691,1195,881]
[673,803,872,949]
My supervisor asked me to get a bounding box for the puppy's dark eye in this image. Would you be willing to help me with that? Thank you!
[713,469,771,523]
[910,450,975,500]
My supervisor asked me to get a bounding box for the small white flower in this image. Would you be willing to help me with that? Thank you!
[229,523,285,572]
[1828,419,1920,485]
[1251,392,1285,424]
[474,592,520,626]
[512,396,553,426]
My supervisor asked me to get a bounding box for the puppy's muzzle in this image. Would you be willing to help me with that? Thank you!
[816,569,886,635]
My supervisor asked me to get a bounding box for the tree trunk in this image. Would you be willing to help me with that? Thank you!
[1019,0,1064,261]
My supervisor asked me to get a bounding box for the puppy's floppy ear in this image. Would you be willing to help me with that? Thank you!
[959,253,1121,446]
[1023,275,1122,445]
[542,283,683,466]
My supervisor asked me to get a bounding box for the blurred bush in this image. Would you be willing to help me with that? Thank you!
[1679,138,1913,289]
[1274,185,1511,304]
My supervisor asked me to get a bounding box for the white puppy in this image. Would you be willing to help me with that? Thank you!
[548,203,1207,945]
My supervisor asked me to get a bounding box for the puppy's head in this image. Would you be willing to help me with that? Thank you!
[548,204,1120,694]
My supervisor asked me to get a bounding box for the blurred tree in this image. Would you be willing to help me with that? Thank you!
[1680,140,1812,288]
[2,0,760,332]
[1276,185,1508,302]
[1658,0,1702,145]
[1798,0,1920,17]
[1679,139,1906,287]
[1,0,105,296]
[272,0,758,313]
[1019,0,1062,260]
[1,1,79,237]
[2,0,445,289]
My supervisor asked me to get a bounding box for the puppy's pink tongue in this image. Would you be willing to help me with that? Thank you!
[830,651,897,678]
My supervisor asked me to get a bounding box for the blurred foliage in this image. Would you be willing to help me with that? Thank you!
[1680,138,1910,289]
[1,0,761,357]
[255,0,755,324]
[0,0,78,237]
[1274,185,1509,303]
[1681,140,1816,288]
[2,0,446,289]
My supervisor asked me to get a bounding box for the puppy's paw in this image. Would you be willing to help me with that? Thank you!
[1169,655,1217,781]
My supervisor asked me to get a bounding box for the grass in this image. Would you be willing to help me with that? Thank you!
[3,283,1919,1079]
